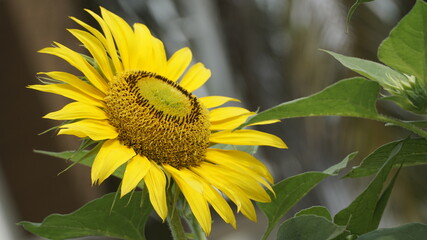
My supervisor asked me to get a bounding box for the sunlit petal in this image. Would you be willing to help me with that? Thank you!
[179,63,211,92]
[44,102,107,120]
[165,47,192,82]
[145,162,168,220]
[210,129,287,149]
[121,155,152,197]
[59,119,118,141]
[68,29,114,80]
[199,96,240,109]
[165,165,211,235]
[27,84,103,107]
[91,139,135,184]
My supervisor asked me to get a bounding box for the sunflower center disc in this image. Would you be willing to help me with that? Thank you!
[105,71,210,168]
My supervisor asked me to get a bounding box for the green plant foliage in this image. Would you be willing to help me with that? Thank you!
[347,0,374,27]
[356,223,427,240]
[277,215,347,240]
[324,50,406,87]
[334,140,404,235]
[258,152,355,239]
[243,77,380,127]
[378,0,427,85]
[295,206,332,221]
[397,120,427,128]
[346,138,427,178]
[35,148,126,180]
[19,191,153,240]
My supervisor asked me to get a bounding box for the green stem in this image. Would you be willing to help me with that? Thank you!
[167,185,187,240]
[184,212,207,240]
[376,114,427,139]
[261,225,274,240]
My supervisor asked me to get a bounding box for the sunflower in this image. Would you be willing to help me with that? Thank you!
[30,8,287,235]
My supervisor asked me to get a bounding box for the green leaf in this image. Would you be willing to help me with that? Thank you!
[324,152,358,175]
[35,148,127,180]
[258,152,355,240]
[378,0,427,83]
[19,191,153,240]
[324,50,407,87]
[357,223,427,240]
[295,206,332,221]
[334,140,404,235]
[391,120,427,128]
[347,0,374,28]
[277,215,347,240]
[371,165,401,229]
[243,77,380,127]
[346,138,427,178]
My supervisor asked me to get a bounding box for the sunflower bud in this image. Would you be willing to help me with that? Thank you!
[382,73,427,114]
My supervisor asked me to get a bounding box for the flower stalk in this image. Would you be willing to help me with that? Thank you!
[167,185,187,240]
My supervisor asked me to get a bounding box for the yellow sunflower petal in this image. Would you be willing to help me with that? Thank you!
[39,43,108,93]
[179,63,211,92]
[132,23,154,71]
[201,182,237,229]
[57,129,87,138]
[165,165,211,235]
[165,47,192,82]
[209,107,251,122]
[181,168,236,228]
[41,71,105,100]
[121,155,152,197]
[91,139,135,184]
[210,113,253,130]
[86,9,123,73]
[101,7,134,70]
[199,96,240,109]
[68,29,114,80]
[144,162,168,220]
[59,119,118,141]
[248,119,281,126]
[44,101,107,120]
[71,16,107,47]
[191,164,257,221]
[206,148,274,184]
[28,84,103,107]
[151,38,167,75]
[201,163,270,203]
[232,189,257,222]
[209,107,254,130]
[210,129,287,149]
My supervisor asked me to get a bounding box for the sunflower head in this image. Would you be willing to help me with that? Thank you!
[30,7,286,235]
[382,73,427,114]
[105,70,210,168]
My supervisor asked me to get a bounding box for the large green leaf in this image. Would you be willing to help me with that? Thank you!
[243,78,380,127]
[378,0,427,83]
[324,50,407,87]
[357,223,427,240]
[19,191,153,240]
[241,76,427,139]
[334,140,404,235]
[277,215,347,240]
[295,206,332,221]
[258,152,355,240]
[346,138,427,178]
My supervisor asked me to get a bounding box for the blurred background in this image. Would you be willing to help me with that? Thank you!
[1,0,424,239]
